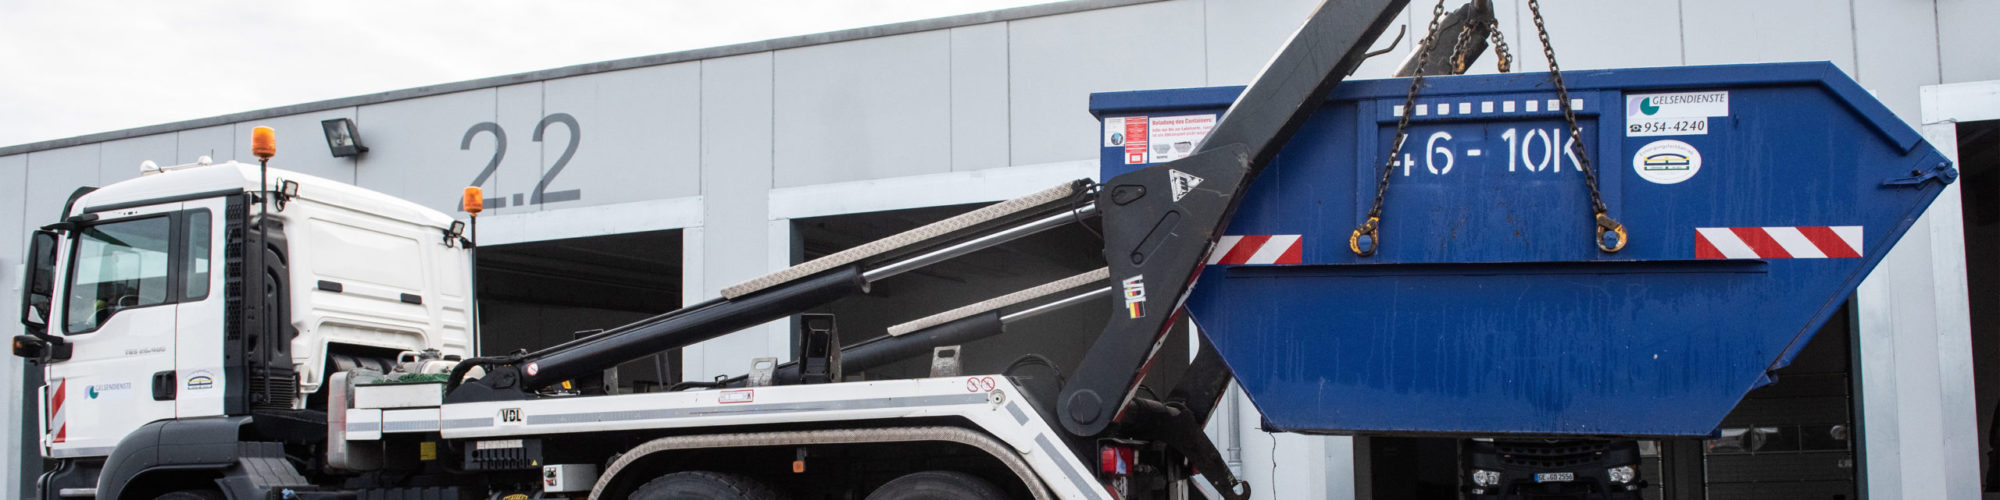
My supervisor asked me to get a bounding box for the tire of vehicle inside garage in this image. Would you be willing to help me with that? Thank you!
[153,490,225,500]
[864,470,1009,500]
[628,471,786,500]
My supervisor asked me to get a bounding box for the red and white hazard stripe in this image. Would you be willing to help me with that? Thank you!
[48,378,66,444]
[1695,226,1863,259]
[1207,235,1303,265]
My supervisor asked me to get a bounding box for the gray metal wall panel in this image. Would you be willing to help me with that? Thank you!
[1681,0,1856,75]
[1501,0,1684,73]
[0,153,23,500]
[541,63,704,207]
[174,125,235,165]
[775,31,953,187]
[1008,0,1207,166]
[1203,0,1321,86]
[951,24,1013,172]
[1,154,23,319]
[24,145,101,222]
[352,89,497,216]
[230,108,361,184]
[1939,0,2000,84]
[696,52,776,379]
[494,83,545,217]
[96,133,176,187]
[1854,0,1943,124]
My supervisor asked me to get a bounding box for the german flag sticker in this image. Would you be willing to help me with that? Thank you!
[1121,275,1146,319]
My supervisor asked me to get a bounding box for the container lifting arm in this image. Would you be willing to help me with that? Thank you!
[1054,0,1408,439]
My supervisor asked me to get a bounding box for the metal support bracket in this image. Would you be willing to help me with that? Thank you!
[930,346,963,378]
[1883,161,1959,187]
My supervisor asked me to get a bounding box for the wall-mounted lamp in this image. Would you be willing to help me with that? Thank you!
[321,118,369,158]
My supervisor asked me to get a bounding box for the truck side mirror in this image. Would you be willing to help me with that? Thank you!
[20,230,57,335]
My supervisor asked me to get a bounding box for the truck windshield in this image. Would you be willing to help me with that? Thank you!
[65,216,173,333]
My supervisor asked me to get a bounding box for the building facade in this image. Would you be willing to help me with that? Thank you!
[6,0,2000,497]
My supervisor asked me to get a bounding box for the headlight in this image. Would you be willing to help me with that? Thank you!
[1607,465,1637,484]
[1471,469,1502,487]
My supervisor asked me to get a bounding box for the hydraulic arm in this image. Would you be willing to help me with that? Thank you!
[445,0,1410,496]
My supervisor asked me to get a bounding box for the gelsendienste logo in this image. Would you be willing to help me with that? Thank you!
[1627,91,1729,117]
[86,382,131,399]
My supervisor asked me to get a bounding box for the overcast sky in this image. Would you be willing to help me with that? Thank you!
[0,1,1060,148]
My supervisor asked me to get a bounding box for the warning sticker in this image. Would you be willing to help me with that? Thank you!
[1123,116,1149,165]
[1147,114,1217,163]
[1168,169,1203,202]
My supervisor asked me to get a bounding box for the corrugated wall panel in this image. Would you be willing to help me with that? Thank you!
[229,108,360,184]
[540,63,704,207]
[775,31,953,187]
[1007,0,1206,166]
[352,89,497,216]
[1940,0,2000,84]
[96,133,175,187]
[950,23,1013,172]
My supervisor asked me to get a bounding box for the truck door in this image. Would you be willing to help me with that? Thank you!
[174,198,225,418]
[44,202,186,457]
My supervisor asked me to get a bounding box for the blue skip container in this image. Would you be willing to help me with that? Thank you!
[1094,62,1953,436]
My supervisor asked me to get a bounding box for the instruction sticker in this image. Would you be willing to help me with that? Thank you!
[1104,117,1128,147]
[1632,139,1702,184]
[1146,114,1217,163]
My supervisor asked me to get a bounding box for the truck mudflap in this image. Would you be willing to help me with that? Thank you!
[96,416,314,500]
[1092,62,1954,436]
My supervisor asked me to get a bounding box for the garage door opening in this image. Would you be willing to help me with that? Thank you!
[1954,119,2000,493]
[475,229,683,393]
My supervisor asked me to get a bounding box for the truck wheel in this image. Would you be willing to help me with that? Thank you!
[629,471,785,500]
[866,471,1007,500]
[153,491,224,500]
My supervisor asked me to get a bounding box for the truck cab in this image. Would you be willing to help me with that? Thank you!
[14,156,472,495]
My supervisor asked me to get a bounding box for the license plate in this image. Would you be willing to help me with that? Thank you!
[1534,472,1575,483]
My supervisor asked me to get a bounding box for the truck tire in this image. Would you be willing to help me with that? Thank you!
[153,490,224,500]
[865,471,1007,500]
[629,471,785,500]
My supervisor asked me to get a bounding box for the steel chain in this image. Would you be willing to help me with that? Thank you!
[1527,0,1625,252]
[1488,20,1512,73]
[1450,15,1478,74]
[1351,0,1451,256]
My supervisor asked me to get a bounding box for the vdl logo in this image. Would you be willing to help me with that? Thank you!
[1121,275,1146,319]
[499,408,524,423]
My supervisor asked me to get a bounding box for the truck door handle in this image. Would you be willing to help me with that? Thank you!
[152,370,176,401]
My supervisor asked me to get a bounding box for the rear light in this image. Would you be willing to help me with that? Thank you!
[1100,444,1137,476]
[1471,469,1501,487]
[1607,465,1637,484]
